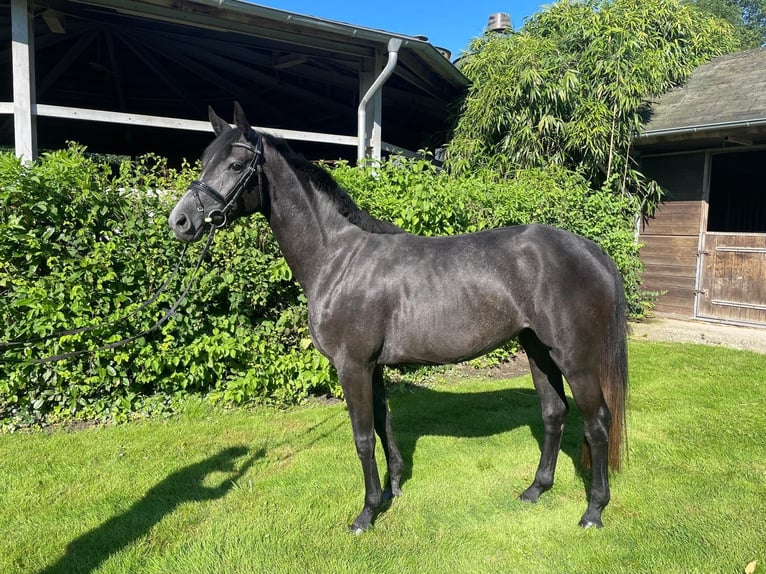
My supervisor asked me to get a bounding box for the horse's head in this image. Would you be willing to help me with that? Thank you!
[168,103,265,242]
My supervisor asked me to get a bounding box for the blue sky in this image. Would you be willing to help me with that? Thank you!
[258,1,546,60]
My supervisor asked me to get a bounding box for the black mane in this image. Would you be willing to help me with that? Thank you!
[260,132,405,235]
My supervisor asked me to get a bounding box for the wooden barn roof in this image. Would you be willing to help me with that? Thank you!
[638,48,766,151]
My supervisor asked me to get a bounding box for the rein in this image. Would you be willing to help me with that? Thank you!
[0,226,217,365]
[1,244,189,351]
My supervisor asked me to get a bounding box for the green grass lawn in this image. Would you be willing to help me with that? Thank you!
[1,341,764,574]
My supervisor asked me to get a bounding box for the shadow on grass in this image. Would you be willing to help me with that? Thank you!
[387,383,587,496]
[39,446,262,574]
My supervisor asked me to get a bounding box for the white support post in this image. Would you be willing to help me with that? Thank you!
[12,0,37,161]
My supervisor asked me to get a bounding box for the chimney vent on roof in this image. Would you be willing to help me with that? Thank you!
[487,12,512,33]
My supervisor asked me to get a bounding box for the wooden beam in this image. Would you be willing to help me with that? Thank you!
[139,37,257,110]
[41,9,66,34]
[106,32,127,112]
[73,0,375,58]
[32,104,359,146]
[157,32,355,118]
[116,31,201,116]
[273,54,310,70]
[11,0,36,161]
[358,50,386,161]
[0,102,417,156]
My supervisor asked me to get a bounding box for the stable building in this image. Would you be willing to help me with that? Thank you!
[636,48,766,327]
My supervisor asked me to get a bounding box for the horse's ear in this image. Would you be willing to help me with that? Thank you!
[233,102,251,134]
[208,106,230,136]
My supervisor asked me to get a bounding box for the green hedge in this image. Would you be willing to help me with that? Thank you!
[0,147,648,429]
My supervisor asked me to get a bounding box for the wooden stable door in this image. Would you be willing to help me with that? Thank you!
[697,233,766,325]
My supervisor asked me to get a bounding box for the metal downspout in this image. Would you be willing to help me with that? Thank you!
[357,38,402,162]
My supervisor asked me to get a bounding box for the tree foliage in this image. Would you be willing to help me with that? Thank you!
[333,157,647,319]
[0,146,337,429]
[689,0,766,47]
[447,0,737,213]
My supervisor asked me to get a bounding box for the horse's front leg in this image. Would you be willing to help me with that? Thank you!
[337,359,385,534]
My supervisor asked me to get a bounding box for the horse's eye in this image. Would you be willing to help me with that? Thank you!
[230,161,244,173]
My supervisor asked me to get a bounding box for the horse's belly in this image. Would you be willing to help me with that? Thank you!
[377,294,523,365]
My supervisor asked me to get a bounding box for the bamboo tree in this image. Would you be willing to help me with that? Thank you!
[448,0,737,214]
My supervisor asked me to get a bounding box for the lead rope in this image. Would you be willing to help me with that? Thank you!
[1,226,217,365]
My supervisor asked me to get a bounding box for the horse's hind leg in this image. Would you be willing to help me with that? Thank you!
[566,372,612,528]
[372,366,404,498]
[519,330,569,503]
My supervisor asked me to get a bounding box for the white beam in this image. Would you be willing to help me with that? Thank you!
[1,101,422,158]
[0,102,421,157]
[358,55,377,161]
[370,51,385,161]
[32,104,359,147]
[11,0,36,161]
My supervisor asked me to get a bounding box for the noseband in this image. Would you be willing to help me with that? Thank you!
[189,132,265,229]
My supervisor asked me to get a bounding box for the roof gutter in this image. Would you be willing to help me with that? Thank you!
[357,38,402,161]
[639,117,766,140]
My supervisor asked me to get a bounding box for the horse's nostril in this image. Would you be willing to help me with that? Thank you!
[175,213,188,230]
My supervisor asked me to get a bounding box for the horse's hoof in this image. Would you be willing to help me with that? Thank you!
[348,511,375,535]
[519,484,547,503]
[578,517,603,529]
[520,490,542,503]
[384,486,402,501]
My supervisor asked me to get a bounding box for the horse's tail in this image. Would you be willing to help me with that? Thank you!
[603,279,629,472]
[582,274,629,473]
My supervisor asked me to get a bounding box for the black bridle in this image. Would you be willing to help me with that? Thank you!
[189,132,265,229]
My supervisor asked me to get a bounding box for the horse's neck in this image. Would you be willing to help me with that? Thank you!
[265,156,358,294]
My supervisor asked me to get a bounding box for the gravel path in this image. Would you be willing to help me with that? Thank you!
[630,317,766,354]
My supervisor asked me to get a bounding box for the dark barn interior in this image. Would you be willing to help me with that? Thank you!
[0,0,468,162]
[708,150,766,233]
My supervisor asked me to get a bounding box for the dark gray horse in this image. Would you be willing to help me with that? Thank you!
[169,104,628,533]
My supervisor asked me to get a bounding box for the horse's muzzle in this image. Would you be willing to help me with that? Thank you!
[168,204,204,243]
